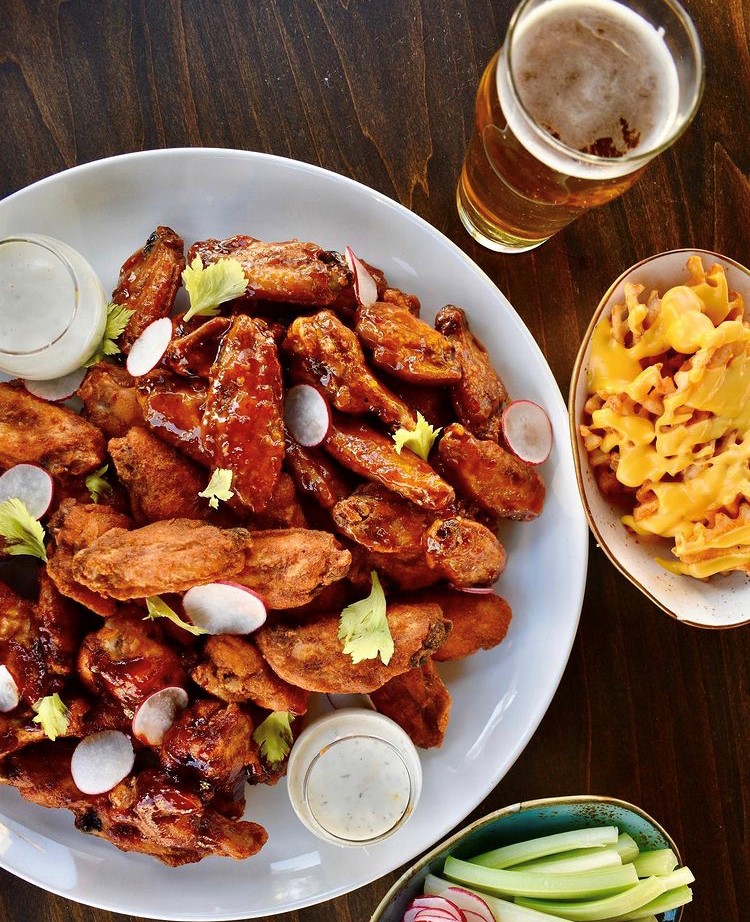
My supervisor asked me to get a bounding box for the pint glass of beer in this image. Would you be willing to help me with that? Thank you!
[457,0,704,252]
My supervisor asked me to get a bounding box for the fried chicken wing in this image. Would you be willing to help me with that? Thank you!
[255,601,449,693]
[136,370,211,466]
[409,589,513,661]
[438,423,545,520]
[370,660,451,748]
[0,381,105,478]
[189,236,352,305]
[355,301,462,384]
[47,499,132,616]
[380,375,456,430]
[435,306,508,441]
[250,472,307,529]
[366,549,442,592]
[423,517,507,587]
[78,362,145,438]
[192,636,308,714]
[109,428,210,523]
[113,226,185,352]
[284,433,353,510]
[71,519,248,600]
[284,311,415,430]
[237,528,350,609]
[203,316,284,513]
[324,415,454,511]
[163,316,232,379]
[382,287,421,317]
[332,483,434,554]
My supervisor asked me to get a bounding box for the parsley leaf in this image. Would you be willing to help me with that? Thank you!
[392,412,441,461]
[198,468,235,510]
[85,464,113,504]
[32,693,69,741]
[0,498,47,561]
[84,302,134,366]
[144,595,207,636]
[253,711,294,764]
[338,571,394,665]
[182,256,247,321]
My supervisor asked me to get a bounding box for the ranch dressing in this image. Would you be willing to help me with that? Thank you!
[287,709,422,846]
[0,235,107,379]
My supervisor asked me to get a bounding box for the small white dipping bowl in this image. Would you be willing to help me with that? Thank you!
[569,249,750,629]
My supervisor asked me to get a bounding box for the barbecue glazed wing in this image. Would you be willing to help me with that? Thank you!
[203,316,284,513]
[250,472,307,529]
[413,589,513,661]
[237,529,350,609]
[435,306,508,441]
[109,427,211,523]
[382,287,421,316]
[423,517,506,586]
[332,484,435,554]
[189,236,352,305]
[355,301,462,384]
[324,415,454,511]
[370,660,451,748]
[438,424,545,520]
[78,362,145,438]
[136,370,211,465]
[284,434,353,510]
[255,601,449,693]
[192,636,309,713]
[71,519,248,600]
[0,381,105,477]
[113,226,185,351]
[164,316,232,379]
[284,311,415,430]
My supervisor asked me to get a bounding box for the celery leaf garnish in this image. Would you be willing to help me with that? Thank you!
[198,468,234,509]
[338,570,393,665]
[85,464,113,504]
[392,412,441,461]
[182,256,247,321]
[0,498,47,561]
[32,693,69,741]
[144,595,207,636]
[253,711,294,764]
[84,302,134,366]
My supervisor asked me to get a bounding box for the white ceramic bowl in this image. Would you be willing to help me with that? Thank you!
[569,248,750,629]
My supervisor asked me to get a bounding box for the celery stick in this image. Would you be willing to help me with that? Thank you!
[513,847,622,874]
[631,849,678,878]
[614,833,639,864]
[515,877,664,921]
[443,856,638,899]
[424,874,571,921]
[471,827,619,869]
[604,884,693,920]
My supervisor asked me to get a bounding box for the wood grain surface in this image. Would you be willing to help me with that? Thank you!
[1,1,749,920]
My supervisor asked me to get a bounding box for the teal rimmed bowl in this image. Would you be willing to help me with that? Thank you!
[370,795,686,922]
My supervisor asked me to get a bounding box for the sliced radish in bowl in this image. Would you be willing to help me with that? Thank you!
[70,730,135,795]
[182,582,267,635]
[284,384,331,447]
[24,366,87,402]
[126,317,173,377]
[132,686,189,746]
[501,399,553,465]
[345,246,378,308]
[0,464,54,519]
[0,666,19,713]
[424,877,494,922]
[409,895,465,920]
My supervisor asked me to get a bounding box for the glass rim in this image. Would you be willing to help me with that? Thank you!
[503,0,705,168]
[0,235,80,356]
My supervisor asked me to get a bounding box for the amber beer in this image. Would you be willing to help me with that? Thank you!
[457,0,703,252]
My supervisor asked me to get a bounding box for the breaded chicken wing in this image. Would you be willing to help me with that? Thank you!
[355,301,462,384]
[164,316,232,379]
[255,601,449,693]
[332,483,435,554]
[71,519,248,600]
[411,589,512,661]
[366,549,441,592]
[435,306,508,441]
[203,316,284,513]
[284,433,353,511]
[423,517,506,587]
[438,424,545,520]
[284,311,416,430]
[189,236,352,306]
[370,660,451,748]
[78,362,145,438]
[192,636,308,714]
[237,528,350,609]
[0,381,105,477]
[324,415,454,511]
[136,370,211,466]
[113,226,185,351]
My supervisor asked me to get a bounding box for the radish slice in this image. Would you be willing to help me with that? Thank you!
[501,399,553,465]
[182,582,267,635]
[284,384,331,447]
[0,465,54,519]
[132,686,189,746]
[23,367,87,402]
[70,730,135,795]
[430,886,494,922]
[449,585,495,595]
[345,246,378,308]
[409,897,465,921]
[126,317,173,377]
[0,666,19,713]
[414,912,462,922]
[403,911,421,922]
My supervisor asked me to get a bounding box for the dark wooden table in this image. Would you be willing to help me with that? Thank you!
[1,1,749,920]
